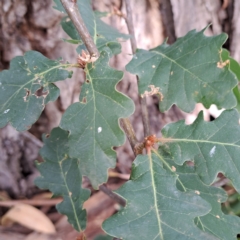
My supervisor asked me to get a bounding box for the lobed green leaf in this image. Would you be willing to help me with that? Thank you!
[60,51,134,188]
[35,127,90,232]
[126,28,237,112]
[0,51,72,131]
[103,154,217,240]
[153,148,240,240]
[174,161,240,240]
[160,109,240,192]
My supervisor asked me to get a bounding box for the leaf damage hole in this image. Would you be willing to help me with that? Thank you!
[34,87,49,98]
[86,79,90,83]
[23,88,31,102]
[171,166,176,172]
[217,59,229,68]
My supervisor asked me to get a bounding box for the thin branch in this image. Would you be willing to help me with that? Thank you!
[120,118,143,155]
[99,184,126,207]
[159,0,176,44]
[211,177,229,187]
[124,1,137,53]
[60,0,99,58]
[21,131,43,148]
[124,0,151,137]
[139,96,150,137]
[0,198,62,207]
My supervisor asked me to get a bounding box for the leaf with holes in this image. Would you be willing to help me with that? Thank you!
[160,109,240,192]
[60,50,134,188]
[103,154,218,240]
[35,127,90,232]
[0,51,73,131]
[126,28,237,112]
[54,0,129,55]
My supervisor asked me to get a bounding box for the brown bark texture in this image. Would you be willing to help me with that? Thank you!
[0,0,239,239]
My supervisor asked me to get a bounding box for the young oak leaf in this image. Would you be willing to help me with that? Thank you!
[126,28,237,112]
[0,51,72,131]
[60,50,134,188]
[35,127,90,232]
[160,109,240,192]
[103,154,218,240]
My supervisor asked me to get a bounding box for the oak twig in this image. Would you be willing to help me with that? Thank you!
[124,0,151,137]
[99,184,126,207]
[124,1,137,53]
[60,0,99,58]
[120,118,143,155]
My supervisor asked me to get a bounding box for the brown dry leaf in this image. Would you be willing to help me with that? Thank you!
[1,203,56,234]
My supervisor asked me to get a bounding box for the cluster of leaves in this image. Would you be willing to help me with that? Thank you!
[1,0,240,239]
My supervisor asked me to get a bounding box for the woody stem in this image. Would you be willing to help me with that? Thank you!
[124,0,151,137]
[60,0,99,57]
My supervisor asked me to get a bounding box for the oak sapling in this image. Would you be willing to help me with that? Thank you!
[0,0,240,239]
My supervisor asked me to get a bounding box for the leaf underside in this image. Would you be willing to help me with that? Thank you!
[35,127,90,232]
[160,109,240,192]
[54,0,129,54]
[60,51,134,188]
[103,154,217,240]
[126,28,237,112]
[0,51,71,131]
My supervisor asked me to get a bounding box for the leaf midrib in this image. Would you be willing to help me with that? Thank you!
[149,154,164,240]
[57,150,83,232]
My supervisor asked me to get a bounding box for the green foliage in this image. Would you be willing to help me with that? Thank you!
[103,154,218,240]
[60,50,134,188]
[35,128,90,232]
[160,109,240,191]
[104,110,240,239]
[1,1,240,239]
[175,161,240,240]
[0,51,72,131]
[126,28,237,112]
